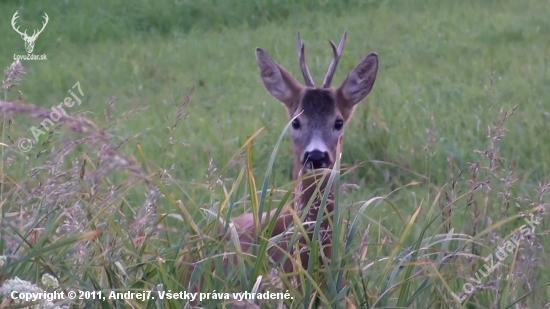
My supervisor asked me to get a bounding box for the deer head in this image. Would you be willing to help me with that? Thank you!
[255,31,378,179]
[11,11,49,54]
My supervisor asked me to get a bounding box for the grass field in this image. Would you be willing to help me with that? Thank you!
[1,0,549,308]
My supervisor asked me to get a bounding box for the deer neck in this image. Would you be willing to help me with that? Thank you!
[292,157,335,224]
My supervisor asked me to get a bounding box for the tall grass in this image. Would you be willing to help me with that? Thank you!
[0,58,548,308]
[1,0,550,307]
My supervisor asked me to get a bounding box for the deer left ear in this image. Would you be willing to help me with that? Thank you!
[338,53,378,106]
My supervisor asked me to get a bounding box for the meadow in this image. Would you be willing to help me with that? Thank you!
[0,0,549,308]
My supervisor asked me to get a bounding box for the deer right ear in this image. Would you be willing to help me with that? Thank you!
[255,48,302,108]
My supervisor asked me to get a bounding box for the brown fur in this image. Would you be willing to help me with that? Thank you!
[181,31,378,308]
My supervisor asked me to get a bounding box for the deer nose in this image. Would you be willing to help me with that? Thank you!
[304,150,330,169]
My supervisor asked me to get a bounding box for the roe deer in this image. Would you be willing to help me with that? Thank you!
[181,30,378,308]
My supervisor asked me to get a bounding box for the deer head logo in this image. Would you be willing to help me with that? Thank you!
[11,11,49,54]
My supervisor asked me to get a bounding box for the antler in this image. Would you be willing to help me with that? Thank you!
[11,11,27,37]
[297,31,315,88]
[322,30,347,88]
[30,13,49,39]
[11,11,49,39]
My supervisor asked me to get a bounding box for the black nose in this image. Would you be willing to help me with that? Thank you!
[303,150,330,169]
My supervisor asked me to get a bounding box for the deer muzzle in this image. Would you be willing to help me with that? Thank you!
[303,150,331,170]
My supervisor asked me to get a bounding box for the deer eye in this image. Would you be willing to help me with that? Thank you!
[334,119,344,130]
[292,119,301,130]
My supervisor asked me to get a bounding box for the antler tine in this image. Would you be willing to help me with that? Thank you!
[297,31,316,88]
[322,30,347,88]
[11,11,26,36]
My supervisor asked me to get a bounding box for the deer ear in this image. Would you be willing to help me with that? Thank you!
[255,48,302,109]
[338,53,378,106]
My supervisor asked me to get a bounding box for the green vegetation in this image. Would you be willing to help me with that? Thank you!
[0,0,549,308]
